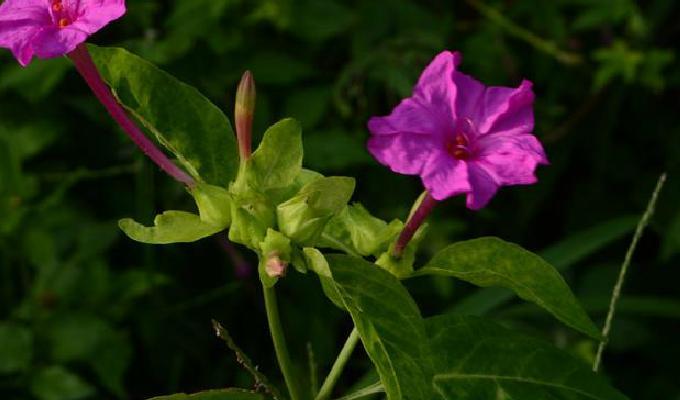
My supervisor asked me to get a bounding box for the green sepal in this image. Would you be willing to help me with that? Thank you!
[228,203,268,251]
[276,176,355,246]
[320,203,403,257]
[191,183,232,226]
[376,222,428,278]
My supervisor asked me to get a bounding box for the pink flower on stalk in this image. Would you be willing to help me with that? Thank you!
[368,51,548,210]
[0,0,125,66]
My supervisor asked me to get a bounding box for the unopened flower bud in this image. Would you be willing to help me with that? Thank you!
[265,252,287,278]
[235,70,256,163]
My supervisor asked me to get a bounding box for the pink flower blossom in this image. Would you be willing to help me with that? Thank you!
[368,51,549,210]
[0,0,125,66]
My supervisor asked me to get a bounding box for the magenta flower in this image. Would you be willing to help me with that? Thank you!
[0,0,125,66]
[368,51,548,210]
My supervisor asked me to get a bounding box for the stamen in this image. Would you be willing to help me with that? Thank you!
[58,17,70,28]
[453,148,469,160]
[52,2,64,12]
[447,134,471,160]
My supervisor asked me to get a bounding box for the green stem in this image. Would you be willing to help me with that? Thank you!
[592,173,667,372]
[263,285,303,400]
[315,328,360,400]
[465,0,583,65]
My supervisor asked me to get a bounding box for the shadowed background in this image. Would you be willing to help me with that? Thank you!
[1,0,679,399]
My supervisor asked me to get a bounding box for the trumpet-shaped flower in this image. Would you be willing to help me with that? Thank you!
[368,51,548,210]
[0,0,125,66]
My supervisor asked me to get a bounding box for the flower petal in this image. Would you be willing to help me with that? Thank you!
[368,97,445,137]
[0,0,48,22]
[412,50,460,125]
[32,25,89,58]
[452,69,486,133]
[0,22,39,66]
[71,0,126,34]
[481,80,535,136]
[476,133,548,186]
[367,133,438,175]
[466,164,500,210]
[421,151,471,201]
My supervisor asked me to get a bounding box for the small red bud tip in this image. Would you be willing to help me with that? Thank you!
[235,71,256,162]
[57,18,70,28]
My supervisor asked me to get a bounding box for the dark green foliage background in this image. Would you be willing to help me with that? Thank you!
[1,0,679,399]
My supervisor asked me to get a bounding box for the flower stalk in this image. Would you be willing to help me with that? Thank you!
[67,43,195,187]
[315,328,360,400]
[393,192,438,258]
[263,285,303,400]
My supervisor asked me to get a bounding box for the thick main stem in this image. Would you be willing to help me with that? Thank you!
[263,285,302,400]
[393,192,438,258]
[315,328,360,400]
[67,43,195,187]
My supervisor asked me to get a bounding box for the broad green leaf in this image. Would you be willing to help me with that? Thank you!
[89,46,239,186]
[303,248,345,309]
[246,118,303,191]
[326,254,433,400]
[454,216,638,315]
[148,389,265,400]
[119,211,222,244]
[427,314,628,400]
[320,203,402,257]
[418,237,601,339]
[0,322,32,374]
[30,366,95,400]
[277,177,355,245]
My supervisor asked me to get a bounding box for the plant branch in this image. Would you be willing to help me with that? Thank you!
[465,0,583,66]
[67,43,195,187]
[212,320,284,400]
[592,173,667,372]
[315,328,361,400]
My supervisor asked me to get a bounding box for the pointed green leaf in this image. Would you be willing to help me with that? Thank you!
[89,46,239,186]
[454,216,639,316]
[326,254,433,400]
[427,314,628,400]
[119,211,222,244]
[246,118,303,191]
[418,237,601,339]
[148,389,265,400]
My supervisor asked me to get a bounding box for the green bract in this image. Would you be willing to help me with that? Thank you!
[277,176,355,246]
